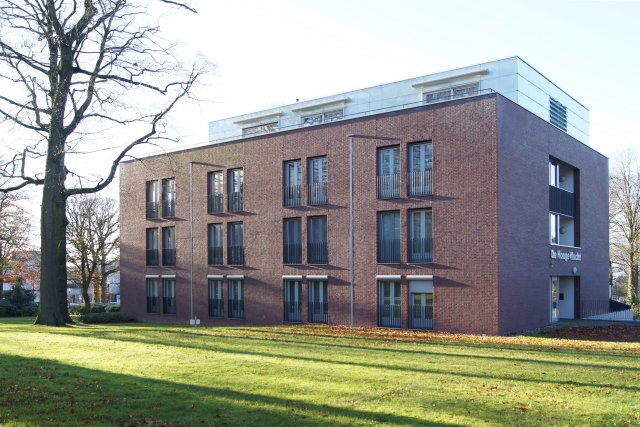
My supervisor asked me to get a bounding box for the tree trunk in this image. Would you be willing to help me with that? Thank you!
[101,276,109,303]
[92,281,101,303]
[82,284,91,312]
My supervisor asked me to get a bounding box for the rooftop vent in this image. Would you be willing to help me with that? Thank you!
[549,97,567,132]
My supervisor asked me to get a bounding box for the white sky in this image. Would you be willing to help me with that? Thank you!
[3,0,640,244]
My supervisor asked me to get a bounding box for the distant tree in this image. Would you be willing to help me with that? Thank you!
[0,192,31,289]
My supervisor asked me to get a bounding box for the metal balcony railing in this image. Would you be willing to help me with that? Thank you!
[377,239,400,263]
[147,296,159,313]
[146,201,159,219]
[228,245,245,265]
[549,185,575,217]
[409,303,433,330]
[146,249,159,266]
[283,185,302,207]
[308,301,328,324]
[228,191,243,212]
[162,248,176,266]
[408,237,433,263]
[208,298,224,318]
[308,182,328,205]
[208,246,223,265]
[307,241,328,265]
[163,297,176,315]
[228,299,244,319]
[408,170,432,196]
[284,300,303,322]
[162,199,175,217]
[378,303,401,328]
[377,173,400,199]
[283,242,302,264]
[208,194,223,213]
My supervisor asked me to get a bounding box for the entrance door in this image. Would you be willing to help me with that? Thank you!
[550,276,559,322]
[558,277,576,319]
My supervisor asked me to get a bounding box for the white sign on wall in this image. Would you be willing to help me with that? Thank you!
[550,248,581,262]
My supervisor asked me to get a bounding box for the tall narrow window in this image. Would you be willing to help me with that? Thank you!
[146,278,159,313]
[308,156,328,205]
[408,142,433,196]
[208,223,223,265]
[162,226,176,266]
[283,160,302,207]
[409,280,433,330]
[308,280,328,324]
[283,218,302,264]
[163,278,176,314]
[408,209,433,263]
[378,280,401,328]
[377,146,400,199]
[208,278,224,317]
[208,171,224,214]
[308,216,328,265]
[228,168,244,212]
[228,222,244,265]
[378,211,400,263]
[161,178,175,217]
[550,213,559,245]
[284,280,302,322]
[146,228,159,266]
[228,278,244,319]
[146,181,159,219]
[549,160,559,187]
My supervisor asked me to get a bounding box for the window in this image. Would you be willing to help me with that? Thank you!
[423,83,479,104]
[377,146,400,199]
[378,211,400,263]
[228,168,244,212]
[163,278,176,314]
[162,226,176,266]
[307,216,328,264]
[408,142,433,196]
[284,279,302,322]
[408,209,433,263]
[208,223,223,265]
[308,156,328,205]
[302,110,343,126]
[228,222,244,265]
[228,278,244,319]
[146,228,159,266]
[308,280,328,323]
[550,213,559,245]
[283,218,302,264]
[549,160,559,187]
[146,181,159,219]
[242,122,278,137]
[208,278,224,317]
[409,280,433,330]
[208,171,224,214]
[549,97,567,132]
[146,278,159,313]
[162,178,175,217]
[378,280,401,328]
[283,160,302,207]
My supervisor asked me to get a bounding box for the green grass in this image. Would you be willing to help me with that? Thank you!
[0,319,639,426]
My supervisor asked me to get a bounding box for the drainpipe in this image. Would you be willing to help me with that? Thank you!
[188,161,194,324]
[348,136,355,327]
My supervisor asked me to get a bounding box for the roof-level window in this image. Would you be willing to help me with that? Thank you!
[302,110,343,126]
[423,83,479,104]
[242,122,278,137]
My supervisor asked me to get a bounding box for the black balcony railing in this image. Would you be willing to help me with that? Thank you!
[308,182,328,205]
[163,297,176,315]
[228,191,243,212]
[162,199,175,217]
[283,242,302,264]
[147,296,159,313]
[208,194,223,214]
[308,301,328,324]
[409,303,433,330]
[408,170,432,196]
[307,241,328,265]
[146,249,159,266]
[162,248,176,266]
[549,185,575,217]
[408,237,433,263]
[284,300,302,322]
[146,201,159,219]
[283,185,302,207]
[228,299,244,319]
[377,173,400,199]
[208,298,224,318]
[377,239,400,263]
[378,303,401,328]
[208,246,223,265]
[228,245,245,265]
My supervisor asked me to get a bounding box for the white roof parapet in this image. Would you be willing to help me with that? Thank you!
[411,69,489,89]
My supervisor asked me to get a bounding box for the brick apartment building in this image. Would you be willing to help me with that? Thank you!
[120,57,608,335]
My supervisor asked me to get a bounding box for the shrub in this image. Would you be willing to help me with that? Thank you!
[68,305,89,315]
[90,304,107,313]
[20,304,39,316]
[78,312,134,324]
[0,299,19,317]
[105,304,121,312]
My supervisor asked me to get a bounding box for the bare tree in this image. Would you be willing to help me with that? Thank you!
[609,150,640,314]
[0,192,31,288]
[92,197,119,304]
[0,1,209,324]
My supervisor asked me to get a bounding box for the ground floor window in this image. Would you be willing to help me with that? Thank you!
[146,278,159,313]
[284,279,302,322]
[208,279,224,318]
[378,280,401,327]
[408,280,433,330]
[163,278,176,314]
[228,279,244,319]
[308,280,328,324]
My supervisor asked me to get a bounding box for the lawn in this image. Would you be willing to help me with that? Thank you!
[0,319,639,426]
